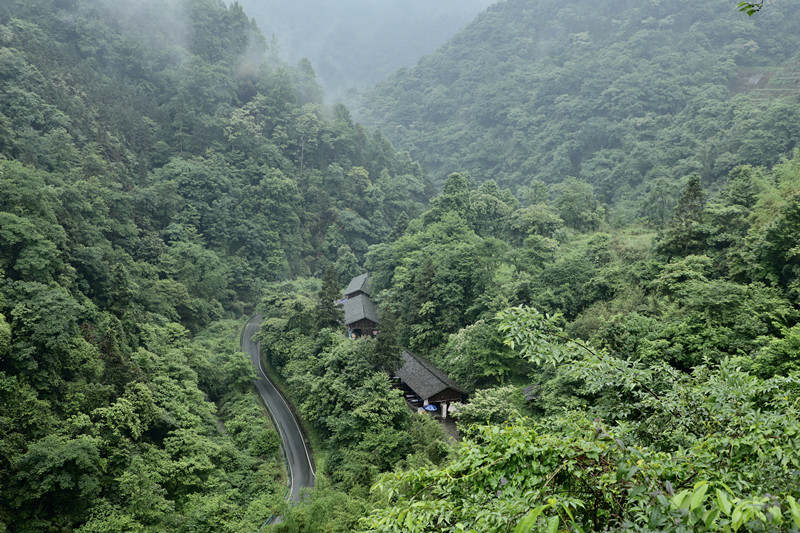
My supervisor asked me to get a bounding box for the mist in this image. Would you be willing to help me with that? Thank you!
[92,0,191,55]
[236,0,496,102]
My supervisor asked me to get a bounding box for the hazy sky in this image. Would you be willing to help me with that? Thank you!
[237,0,496,101]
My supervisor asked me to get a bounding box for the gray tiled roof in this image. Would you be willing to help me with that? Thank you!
[343,293,378,325]
[396,349,464,400]
[344,273,371,297]
[522,384,538,401]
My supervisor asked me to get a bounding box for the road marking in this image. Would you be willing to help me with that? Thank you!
[244,318,316,503]
[253,333,316,478]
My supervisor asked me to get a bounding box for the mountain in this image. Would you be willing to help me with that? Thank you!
[237,0,495,101]
[5,0,800,531]
[361,0,800,201]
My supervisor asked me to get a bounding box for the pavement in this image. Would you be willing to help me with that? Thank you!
[241,314,315,503]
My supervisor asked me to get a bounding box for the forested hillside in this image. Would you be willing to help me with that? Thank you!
[0,0,426,530]
[364,159,800,530]
[361,0,800,202]
[4,0,800,531]
[255,154,800,531]
[252,2,800,530]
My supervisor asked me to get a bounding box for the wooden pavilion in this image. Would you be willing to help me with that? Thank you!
[395,349,465,418]
[342,273,378,338]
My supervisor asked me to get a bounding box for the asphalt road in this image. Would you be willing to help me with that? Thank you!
[241,314,315,502]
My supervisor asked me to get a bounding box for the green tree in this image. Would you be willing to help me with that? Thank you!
[455,385,524,429]
[439,319,519,391]
[334,245,361,286]
[657,175,709,258]
[0,313,9,357]
[550,178,603,231]
[13,435,103,528]
[372,309,402,373]
[314,266,344,330]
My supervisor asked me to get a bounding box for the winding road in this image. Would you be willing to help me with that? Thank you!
[241,314,315,502]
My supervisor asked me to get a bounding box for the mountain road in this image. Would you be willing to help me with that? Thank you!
[241,314,315,502]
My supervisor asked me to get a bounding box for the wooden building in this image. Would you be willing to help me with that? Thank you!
[396,349,465,418]
[342,273,379,338]
[343,272,371,299]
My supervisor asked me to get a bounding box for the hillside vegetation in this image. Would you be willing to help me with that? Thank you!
[3,0,800,531]
[361,0,800,203]
[257,152,800,531]
[355,159,800,530]
[0,0,426,530]
[259,2,800,530]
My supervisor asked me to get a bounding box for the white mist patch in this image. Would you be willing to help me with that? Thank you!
[90,0,192,58]
[235,28,270,80]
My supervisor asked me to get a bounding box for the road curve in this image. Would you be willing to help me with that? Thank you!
[241,314,315,502]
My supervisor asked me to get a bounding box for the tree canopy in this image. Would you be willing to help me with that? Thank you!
[360,0,800,204]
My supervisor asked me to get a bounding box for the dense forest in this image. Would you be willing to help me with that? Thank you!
[2,0,800,531]
[262,0,800,530]
[260,161,800,531]
[360,0,800,202]
[0,0,426,530]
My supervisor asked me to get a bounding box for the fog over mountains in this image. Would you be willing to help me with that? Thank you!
[237,0,495,101]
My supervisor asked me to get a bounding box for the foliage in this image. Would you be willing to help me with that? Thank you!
[270,487,368,533]
[314,266,344,330]
[738,1,766,15]
[361,305,800,531]
[0,0,430,528]
[454,385,524,429]
[356,150,800,532]
[252,282,453,532]
[362,0,800,202]
[4,0,800,530]
[438,319,521,391]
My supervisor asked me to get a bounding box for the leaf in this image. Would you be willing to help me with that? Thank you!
[716,489,732,516]
[689,482,709,511]
[788,495,800,529]
[514,505,546,533]
[731,506,744,531]
[546,515,559,533]
[767,505,782,525]
[703,508,720,528]
[670,490,689,510]
[558,500,575,521]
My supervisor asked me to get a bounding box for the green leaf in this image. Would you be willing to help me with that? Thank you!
[671,490,690,510]
[731,506,744,531]
[689,482,709,511]
[703,508,720,528]
[788,496,800,529]
[768,505,782,524]
[716,489,732,516]
[514,506,546,533]
[546,515,560,533]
